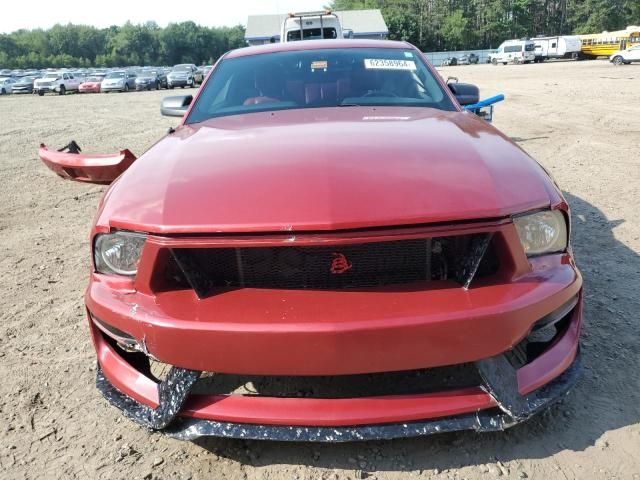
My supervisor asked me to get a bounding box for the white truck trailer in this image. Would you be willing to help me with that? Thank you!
[532,36,582,62]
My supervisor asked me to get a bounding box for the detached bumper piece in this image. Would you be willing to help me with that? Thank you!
[38,141,137,183]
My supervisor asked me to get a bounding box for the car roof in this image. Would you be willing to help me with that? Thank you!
[225,39,414,59]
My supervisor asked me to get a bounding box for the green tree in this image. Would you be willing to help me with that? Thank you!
[440,10,469,50]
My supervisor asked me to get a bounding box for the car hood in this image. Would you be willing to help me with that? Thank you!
[98,106,558,234]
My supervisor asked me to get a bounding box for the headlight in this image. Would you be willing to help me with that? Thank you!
[513,210,567,256]
[94,231,146,276]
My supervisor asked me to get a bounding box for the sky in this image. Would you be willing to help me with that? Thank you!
[0,1,327,33]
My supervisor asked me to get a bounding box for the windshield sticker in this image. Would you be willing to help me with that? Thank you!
[364,59,417,70]
[404,52,414,58]
[311,60,328,71]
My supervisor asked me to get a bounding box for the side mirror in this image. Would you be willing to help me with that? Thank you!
[161,95,193,117]
[343,29,354,39]
[448,82,480,106]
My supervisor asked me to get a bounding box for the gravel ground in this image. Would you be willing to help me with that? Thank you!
[0,60,639,480]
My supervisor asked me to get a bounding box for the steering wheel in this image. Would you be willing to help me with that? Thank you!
[363,90,399,98]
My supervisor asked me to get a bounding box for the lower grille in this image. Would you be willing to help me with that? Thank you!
[170,234,498,298]
[505,296,578,369]
[147,359,483,399]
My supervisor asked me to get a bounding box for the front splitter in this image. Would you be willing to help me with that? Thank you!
[96,353,581,442]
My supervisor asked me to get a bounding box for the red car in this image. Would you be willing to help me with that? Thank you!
[87,40,582,442]
[79,75,104,93]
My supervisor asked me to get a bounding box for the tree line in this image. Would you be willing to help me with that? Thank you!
[1,1,638,69]
[0,22,246,69]
[331,0,640,51]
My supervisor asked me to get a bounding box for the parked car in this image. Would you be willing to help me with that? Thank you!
[202,65,213,78]
[71,71,87,83]
[33,71,81,95]
[101,71,137,92]
[490,39,536,64]
[167,64,201,88]
[0,76,16,94]
[135,69,166,90]
[458,53,479,65]
[610,45,640,65]
[79,74,106,93]
[441,56,458,66]
[10,75,39,94]
[87,40,583,442]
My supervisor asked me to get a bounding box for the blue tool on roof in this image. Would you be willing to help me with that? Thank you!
[464,94,505,123]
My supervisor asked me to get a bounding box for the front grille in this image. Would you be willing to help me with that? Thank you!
[170,233,498,298]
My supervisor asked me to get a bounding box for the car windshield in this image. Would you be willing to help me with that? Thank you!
[44,73,59,79]
[187,47,455,124]
[87,76,103,82]
[106,72,125,79]
[173,65,191,72]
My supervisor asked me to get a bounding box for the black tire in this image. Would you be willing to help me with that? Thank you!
[124,83,129,92]
[180,85,184,89]
[502,62,507,65]
[156,81,160,90]
[38,91,44,96]
[169,85,174,89]
[59,85,66,95]
[1,88,5,95]
[612,56,624,66]
[491,58,497,66]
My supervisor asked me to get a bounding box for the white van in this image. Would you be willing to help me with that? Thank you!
[532,36,582,61]
[490,39,536,65]
[281,11,343,42]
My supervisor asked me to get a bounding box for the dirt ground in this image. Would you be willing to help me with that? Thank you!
[1,60,639,480]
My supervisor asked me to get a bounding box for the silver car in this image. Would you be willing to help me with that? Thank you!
[101,71,137,93]
[166,64,199,89]
[0,77,16,95]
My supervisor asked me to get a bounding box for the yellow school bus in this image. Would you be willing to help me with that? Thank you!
[579,26,640,58]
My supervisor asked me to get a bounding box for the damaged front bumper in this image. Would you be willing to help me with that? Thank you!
[96,354,581,442]
[91,291,583,442]
[38,141,137,183]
